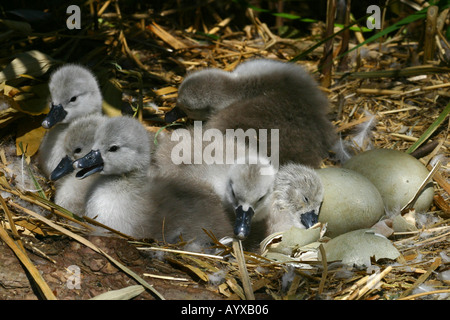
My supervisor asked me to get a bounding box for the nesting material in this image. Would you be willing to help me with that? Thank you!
[316,167,385,237]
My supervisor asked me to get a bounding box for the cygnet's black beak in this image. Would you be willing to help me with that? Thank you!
[234,205,255,240]
[42,103,68,129]
[73,149,104,179]
[164,106,186,123]
[300,210,319,229]
[50,155,74,181]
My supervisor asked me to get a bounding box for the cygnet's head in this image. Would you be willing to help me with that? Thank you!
[43,64,103,129]
[225,156,276,240]
[50,114,105,181]
[272,163,324,229]
[166,68,237,122]
[73,116,150,179]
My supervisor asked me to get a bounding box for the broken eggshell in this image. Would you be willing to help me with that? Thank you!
[261,226,322,264]
[343,149,434,213]
[321,229,401,267]
[261,226,321,255]
[316,167,385,237]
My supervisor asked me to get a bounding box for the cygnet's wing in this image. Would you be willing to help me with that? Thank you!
[199,59,337,167]
[145,172,234,246]
[153,126,229,186]
[171,68,238,121]
[206,92,336,167]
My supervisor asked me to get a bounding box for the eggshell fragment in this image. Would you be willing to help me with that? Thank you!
[268,226,321,255]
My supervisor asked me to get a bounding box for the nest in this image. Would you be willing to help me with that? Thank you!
[0,1,448,300]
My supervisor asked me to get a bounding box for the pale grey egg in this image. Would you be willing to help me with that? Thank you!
[316,167,385,237]
[343,149,434,213]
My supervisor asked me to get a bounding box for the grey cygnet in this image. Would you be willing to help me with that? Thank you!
[50,114,106,215]
[169,59,337,167]
[145,172,234,247]
[153,127,276,244]
[264,163,324,236]
[38,64,103,178]
[73,116,234,244]
[73,116,152,238]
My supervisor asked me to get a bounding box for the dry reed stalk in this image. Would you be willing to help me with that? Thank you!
[399,257,442,298]
[148,22,187,50]
[0,193,24,251]
[0,222,56,300]
[398,289,450,300]
[320,0,336,88]
[0,186,93,231]
[143,273,190,282]
[233,239,255,300]
[337,115,375,132]
[354,266,393,300]
[138,246,225,260]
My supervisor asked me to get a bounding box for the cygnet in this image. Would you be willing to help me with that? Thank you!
[38,64,103,178]
[264,163,324,236]
[73,116,234,243]
[72,116,152,238]
[167,59,337,167]
[154,127,276,243]
[50,114,106,215]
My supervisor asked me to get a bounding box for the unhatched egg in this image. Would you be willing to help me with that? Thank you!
[343,149,434,213]
[316,167,385,237]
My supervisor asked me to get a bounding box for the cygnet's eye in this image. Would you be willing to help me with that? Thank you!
[108,145,119,152]
[257,195,265,203]
[303,196,309,204]
[73,147,82,154]
[69,96,77,102]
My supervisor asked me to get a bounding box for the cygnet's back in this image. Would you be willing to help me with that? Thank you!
[174,68,236,120]
[265,163,324,236]
[51,114,106,215]
[173,59,337,167]
[38,64,103,178]
[207,60,336,166]
[145,172,234,247]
